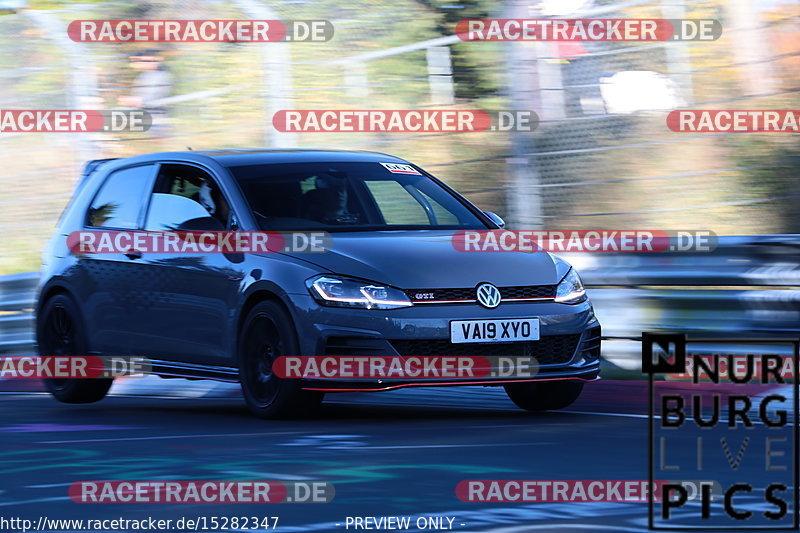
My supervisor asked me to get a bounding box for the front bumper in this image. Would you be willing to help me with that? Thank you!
[287,294,602,391]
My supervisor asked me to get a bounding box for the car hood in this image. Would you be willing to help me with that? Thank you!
[286,230,562,288]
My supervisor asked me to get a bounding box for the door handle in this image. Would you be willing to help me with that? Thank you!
[124,250,142,260]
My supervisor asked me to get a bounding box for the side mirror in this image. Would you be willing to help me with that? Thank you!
[176,216,225,231]
[484,211,505,229]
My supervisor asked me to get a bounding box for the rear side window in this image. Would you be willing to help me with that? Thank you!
[87,165,155,228]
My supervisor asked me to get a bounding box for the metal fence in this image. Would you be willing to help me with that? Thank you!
[3,236,798,373]
[500,0,800,230]
[1,0,798,275]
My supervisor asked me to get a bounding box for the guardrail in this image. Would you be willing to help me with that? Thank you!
[560,235,800,370]
[1,236,798,371]
[0,271,37,352]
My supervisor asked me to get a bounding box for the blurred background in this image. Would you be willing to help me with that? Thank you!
[0,0,798,370]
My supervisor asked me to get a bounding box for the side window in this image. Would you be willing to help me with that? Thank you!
[144,164,231,231]
[87,165,155,228]
[364,180,429,225]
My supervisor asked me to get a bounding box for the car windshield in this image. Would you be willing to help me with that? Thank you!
[227,161,489,231]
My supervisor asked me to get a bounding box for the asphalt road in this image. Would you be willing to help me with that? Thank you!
[0,378,793,533]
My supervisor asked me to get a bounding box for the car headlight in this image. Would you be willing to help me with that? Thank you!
[554,268,587,304]
[307,275,413,309]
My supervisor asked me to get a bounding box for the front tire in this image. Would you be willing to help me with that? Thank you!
[504,380,584,411]
[238,300,323,419]
[37,293,113,404]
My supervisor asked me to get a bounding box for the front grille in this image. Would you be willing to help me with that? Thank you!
[324,336,393,356]
[501,285,557,299]
[406,285,556,303]
[407,288,474,301]
[389,334,581,365]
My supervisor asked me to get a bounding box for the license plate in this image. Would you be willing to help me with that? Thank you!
[450,318,540,344]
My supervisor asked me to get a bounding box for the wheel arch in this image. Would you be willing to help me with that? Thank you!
[235,285,301,357]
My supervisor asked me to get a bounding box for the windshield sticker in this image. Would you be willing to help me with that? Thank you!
[380,162,421,175]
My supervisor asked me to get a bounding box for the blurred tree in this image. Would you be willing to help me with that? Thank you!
[728,137,800,233]
[413,0,499,99]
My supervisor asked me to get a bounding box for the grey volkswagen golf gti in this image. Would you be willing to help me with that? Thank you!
[37,149,601,418]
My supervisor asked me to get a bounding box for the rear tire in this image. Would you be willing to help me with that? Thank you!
[37,293,113,404]
[238,300,323,419]
[504,380,584,411]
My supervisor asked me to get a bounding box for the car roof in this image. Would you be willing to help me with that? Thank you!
[99,149,412,171]
[200,148,410,166]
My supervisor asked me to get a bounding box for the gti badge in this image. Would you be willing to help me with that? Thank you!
[476,283,501,309]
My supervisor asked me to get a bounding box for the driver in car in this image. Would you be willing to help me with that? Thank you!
[304,172,359,225]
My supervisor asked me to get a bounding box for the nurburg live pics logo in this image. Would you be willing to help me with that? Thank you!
[643,332,800,530]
